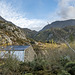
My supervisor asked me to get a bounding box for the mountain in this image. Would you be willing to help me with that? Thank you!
[41,19,75,31]
[22,28,37,39]
[0,16,28,45]
[33,19,75,42]
[0,16,6,21]
[1,16,75,44]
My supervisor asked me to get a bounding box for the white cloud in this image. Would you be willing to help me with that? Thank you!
[0,0,47,31]
[58,0,75,19]
[1,0,75,31]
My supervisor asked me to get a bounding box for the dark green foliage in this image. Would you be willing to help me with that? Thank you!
[58,70,71,75]
[33,26,75,42]
[69,34,74,42]
[0,54,75,75]
[23,28,37,39]
[19,62,31,74]
[65,62,75,75]
[29,57,47,71]
[60,56,71,66]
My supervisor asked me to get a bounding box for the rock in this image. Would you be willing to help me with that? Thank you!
[24,45,37,62]
[0,16,28,45]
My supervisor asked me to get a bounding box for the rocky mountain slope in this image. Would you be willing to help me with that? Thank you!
[33,19,75,42]
[1,16,75,44]
[34,26,75,42]
[22,28,37,39]
[0,16,28,45]
[0,16,6,21]
[41,19,75,31]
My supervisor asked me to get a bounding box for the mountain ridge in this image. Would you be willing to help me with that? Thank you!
[0,16,6,21]
[0,16,29,45]
[41,19,75,31]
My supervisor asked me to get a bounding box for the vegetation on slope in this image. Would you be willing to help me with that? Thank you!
[22,28,37,39]
[0,19,29,45]
[34,26,75,43]
[0,16,75,75]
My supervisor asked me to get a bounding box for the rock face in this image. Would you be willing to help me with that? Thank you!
[0,16,28,45]
[24,45,37,62]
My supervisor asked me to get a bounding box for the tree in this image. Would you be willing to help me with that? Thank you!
[69,34,74,42]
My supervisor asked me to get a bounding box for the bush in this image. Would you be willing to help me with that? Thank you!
[29,57,49,71]
[65,62,75,75]
[19,62,31,74]
[0,55,20,75]
[60,56,71,66]
[58,70,71,75]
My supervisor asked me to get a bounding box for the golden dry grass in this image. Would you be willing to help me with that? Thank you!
[34,42,75,62]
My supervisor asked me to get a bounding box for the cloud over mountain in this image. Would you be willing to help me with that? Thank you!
[58,0,75,19]
[0,0,46,31]
[0,0,75,31]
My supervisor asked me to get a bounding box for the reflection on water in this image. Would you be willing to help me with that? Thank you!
[0,51,24,61]
[0,45,30,61]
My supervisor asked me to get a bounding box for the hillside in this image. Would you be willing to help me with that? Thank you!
[22,28,37,39]
[28,19,75,42]
[0,16,6,21]
[0,16,28,45]
[0,16,75,75]
[33,26,75,42]
[41,19,75,31]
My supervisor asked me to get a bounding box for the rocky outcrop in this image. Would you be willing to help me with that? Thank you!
[24,45,37,62]
[0,16,28,45]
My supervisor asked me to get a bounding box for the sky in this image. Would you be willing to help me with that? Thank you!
[0,0,75,31]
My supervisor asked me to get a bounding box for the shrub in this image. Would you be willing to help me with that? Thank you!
[29,57,50,72]
[69,34,74,42]
[19,62,31,74]
[0,55,20,75]
[58,70,71,75]
[65,62,75,75]
[60,56,71,66]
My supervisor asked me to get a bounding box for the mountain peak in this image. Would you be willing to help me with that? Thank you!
[41,19,75,31]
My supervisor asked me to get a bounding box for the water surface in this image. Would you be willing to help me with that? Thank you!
[0,45,30,61]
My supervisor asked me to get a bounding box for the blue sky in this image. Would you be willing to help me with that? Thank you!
[5,0,58,19]
[20,0,58,19]
[0,0,75,31]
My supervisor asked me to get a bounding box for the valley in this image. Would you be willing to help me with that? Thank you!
[0,16,75,75]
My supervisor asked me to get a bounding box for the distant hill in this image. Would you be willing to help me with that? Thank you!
[1,16,75,44]
[41,19,75,31]
[0,16,28,45]
[34,26,75,42]
[33,19,75,42]
[22,28,37,39]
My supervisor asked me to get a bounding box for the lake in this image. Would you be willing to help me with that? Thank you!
[0,45,30,61]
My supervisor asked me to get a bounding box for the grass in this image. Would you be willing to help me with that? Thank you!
[32,42,75,65]
[0,41,75,75]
